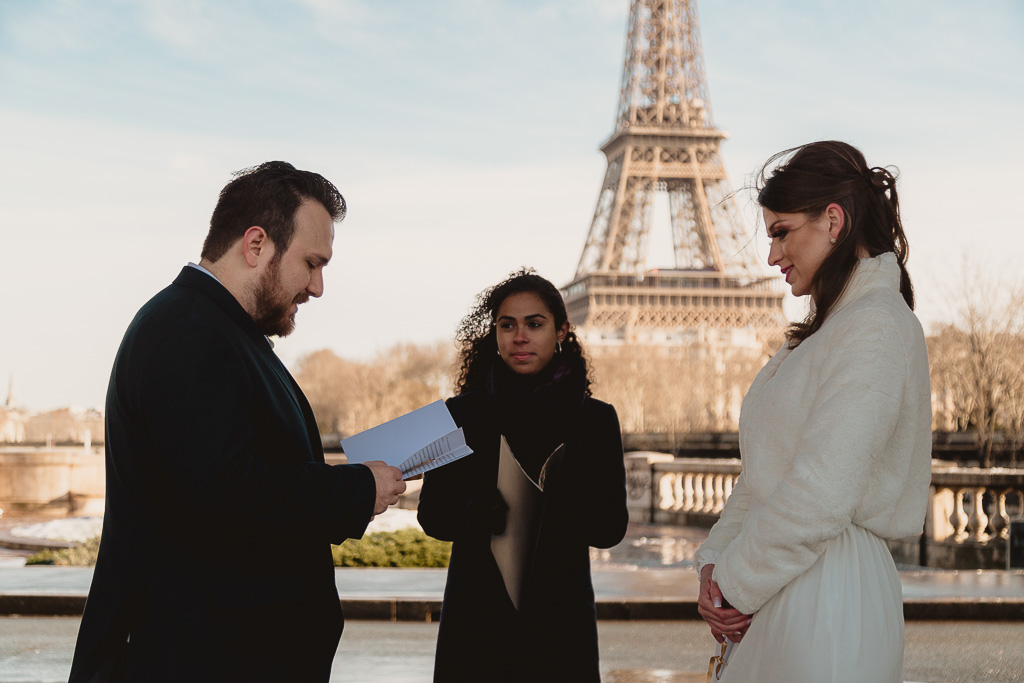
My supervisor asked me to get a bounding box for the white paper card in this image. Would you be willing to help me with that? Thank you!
[340,400,472,479]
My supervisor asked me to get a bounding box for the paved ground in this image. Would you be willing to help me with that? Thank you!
[2,617,1022,682]
[8,562,1024,598]
[2,519,1022,680]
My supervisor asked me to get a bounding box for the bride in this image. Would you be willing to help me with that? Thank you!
[695,140,932,682]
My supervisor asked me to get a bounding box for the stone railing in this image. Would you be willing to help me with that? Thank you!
[624,453,741,527]
[923,467,1024,568]
[652,458,743,527]
[624,453,1024,569]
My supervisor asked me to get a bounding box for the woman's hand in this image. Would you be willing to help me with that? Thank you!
[697,564,752,643]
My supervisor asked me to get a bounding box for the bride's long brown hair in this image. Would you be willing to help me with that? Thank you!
[758,141,914,348]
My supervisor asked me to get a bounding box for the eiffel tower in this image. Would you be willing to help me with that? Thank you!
[562,0,785,350]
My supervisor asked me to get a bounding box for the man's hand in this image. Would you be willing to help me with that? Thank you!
[697,563,752,643]
[363,461,406,516]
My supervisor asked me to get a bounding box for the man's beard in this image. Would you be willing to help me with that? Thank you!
[250,258,309,338]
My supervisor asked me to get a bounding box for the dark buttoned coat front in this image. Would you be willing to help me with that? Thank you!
[70,267,375,682]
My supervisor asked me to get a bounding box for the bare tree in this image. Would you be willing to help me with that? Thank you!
[294,342,457,437]
[293,350,360,435]
[590,340,763,437]
[1001,336,1024,466]
[927,263,1024,467]
[297,335,763,445]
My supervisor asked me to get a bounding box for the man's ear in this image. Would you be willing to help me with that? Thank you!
[241,226,271,268]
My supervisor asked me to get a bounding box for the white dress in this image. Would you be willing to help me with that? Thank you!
[695,254,933,683]
[720,522,905,682]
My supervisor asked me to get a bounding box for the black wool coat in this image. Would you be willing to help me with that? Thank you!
[417,378,628,683]
[69,267,376,683]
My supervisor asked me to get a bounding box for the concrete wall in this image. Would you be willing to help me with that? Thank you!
[0,448,105,515]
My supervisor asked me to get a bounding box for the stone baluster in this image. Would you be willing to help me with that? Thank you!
[990,488,1011,540]
[703,474,716,513]
[683,473,695,512]
[671,473,684,511]
[724,475,734,504]
[928,486,956,541]
[693,473,704,513]
[658,472,675,511]
[713,474,726,513]
[950,488,969,543]
[967,487,990,542]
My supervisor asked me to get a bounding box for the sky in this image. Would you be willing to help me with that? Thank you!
[1,0,1022,412]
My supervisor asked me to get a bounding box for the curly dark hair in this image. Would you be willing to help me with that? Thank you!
[757,140,913,348]
[202,161,346,262]
[454,268,591,396]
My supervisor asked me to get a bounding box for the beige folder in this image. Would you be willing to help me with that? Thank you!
[490,435,564,611]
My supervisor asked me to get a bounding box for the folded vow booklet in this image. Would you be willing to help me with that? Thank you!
[340,400,473,479]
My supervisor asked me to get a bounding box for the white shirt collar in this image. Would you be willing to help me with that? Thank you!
[185,262,275,349]
[187,261,220,283]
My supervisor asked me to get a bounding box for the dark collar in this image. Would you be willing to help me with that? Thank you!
[171,266,268,347]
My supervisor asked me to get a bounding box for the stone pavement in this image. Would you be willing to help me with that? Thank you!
[3,617,1023,682]
[2,564,1023,620]
[1,522,1023,681]
[2,521,1023,620]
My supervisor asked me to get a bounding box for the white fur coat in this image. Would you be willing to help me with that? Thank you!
[694,253,932,615]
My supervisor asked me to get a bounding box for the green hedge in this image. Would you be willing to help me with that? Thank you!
[25,529,451,569]
[332,528,451,567]
[26,536,100,566]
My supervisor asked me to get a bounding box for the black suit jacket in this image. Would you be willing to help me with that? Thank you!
[70,267,375,682]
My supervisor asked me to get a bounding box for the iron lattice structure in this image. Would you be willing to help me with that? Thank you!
[563,0,786,349]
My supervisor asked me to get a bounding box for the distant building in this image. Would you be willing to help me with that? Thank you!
[0,376,104,445]
[0,407,27,443]
[25,408,104,446]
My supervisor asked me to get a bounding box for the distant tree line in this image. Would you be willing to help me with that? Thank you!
[11,275,1021,466]
[926,266,1024,467]
[294,342,455,438]
[292,269,1024,467]
[292,339,764,442]
[584,344,762,437]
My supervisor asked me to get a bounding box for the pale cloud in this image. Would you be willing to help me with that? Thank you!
[0,0,104,56]
[1,0,1021,410]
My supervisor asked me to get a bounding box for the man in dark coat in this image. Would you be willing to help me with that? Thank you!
[69,161,406,682]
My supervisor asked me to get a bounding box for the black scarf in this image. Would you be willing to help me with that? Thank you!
[486,354,587,482]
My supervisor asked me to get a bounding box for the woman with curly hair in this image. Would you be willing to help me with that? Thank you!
[695,141,932,682]
[418,269,628,682]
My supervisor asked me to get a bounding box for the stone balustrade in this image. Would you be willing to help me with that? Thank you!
[624,453,1024,569]
[923,467,1024,568]
[625,453,741,527]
